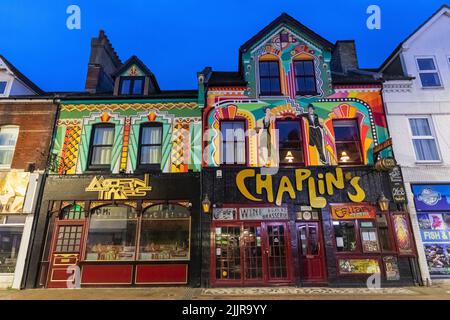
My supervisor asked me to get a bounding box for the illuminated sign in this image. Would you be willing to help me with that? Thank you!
[331,204,376,220]
[86,175,152,200]
[236,167,366,208]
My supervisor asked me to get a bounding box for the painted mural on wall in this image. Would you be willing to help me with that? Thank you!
[51,100,202,174]
[203,26,390,167]
[0,171,30,214]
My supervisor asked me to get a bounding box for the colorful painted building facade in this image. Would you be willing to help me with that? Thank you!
[200,13,420,287]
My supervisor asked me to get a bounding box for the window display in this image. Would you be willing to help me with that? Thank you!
[360,222,380,253]
[0,226,23,273]
[85,205,137,261]
[338,258,380,274]
[139,204,190,261]
[333,221,357,252]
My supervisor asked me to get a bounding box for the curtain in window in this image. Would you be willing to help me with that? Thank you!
[140,126,162,164]
[91,126,114,165]
[0,126,19,167]
[409,119,439,161]
[221,122,245,165]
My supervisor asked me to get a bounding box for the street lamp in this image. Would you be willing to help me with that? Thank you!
[378,193,390,212]
[202,194,211,214]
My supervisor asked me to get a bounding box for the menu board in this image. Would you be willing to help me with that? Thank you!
[338,259,380,274]
[239,207,288,220]
[383,256,400,281]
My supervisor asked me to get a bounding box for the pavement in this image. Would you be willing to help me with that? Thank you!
[1,282,450,300]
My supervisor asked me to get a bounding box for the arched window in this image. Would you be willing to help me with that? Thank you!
[0,125,19,168]
[139,204,191,261]
[259,55,281,96]
[138,122,162,167]
[85,205,138,261]
[88,123,115,169]
[293,55,317,96]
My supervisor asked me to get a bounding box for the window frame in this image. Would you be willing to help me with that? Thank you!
[408,116,441,163]
[258,60,282,96]
[219,119,248,167]
[276,118,305,166]
[0,80,9,96]
[0,125,19,169]
[118,76,145,95]
[87,123,115,171]
[415,56,443,88]
[293,59,318,96]
[137,122,163,171]
[332,119,363,166]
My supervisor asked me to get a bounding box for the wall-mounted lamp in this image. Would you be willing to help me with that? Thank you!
[202,194,211,214]
[377,193,390,212]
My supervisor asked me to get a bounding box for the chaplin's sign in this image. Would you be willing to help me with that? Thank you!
[85,174,152,200]
[236,167,366,208]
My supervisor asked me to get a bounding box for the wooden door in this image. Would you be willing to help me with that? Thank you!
[47,221,85,288]
[297,222,326,282]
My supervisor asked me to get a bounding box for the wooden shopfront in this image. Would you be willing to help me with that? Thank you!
[29,173,201,288]
[202,167,419,287]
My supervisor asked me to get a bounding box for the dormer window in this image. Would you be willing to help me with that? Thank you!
[0,81,7,95]
[259,55,281,96]
[294,57,317,95]
[119,76,145,95]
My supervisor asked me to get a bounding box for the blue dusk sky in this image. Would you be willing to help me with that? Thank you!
[0,0,447,92]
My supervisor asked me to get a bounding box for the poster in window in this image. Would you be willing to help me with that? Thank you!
[392,213,414,255]
[0,171,30,214]
[338,259,380,274]
[383,256,400,281]
[424,244,450,276]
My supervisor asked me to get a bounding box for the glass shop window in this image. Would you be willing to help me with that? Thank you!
[221,121,246,165]
[376,214,393,252]
[333,221,357,252]
[259,60,281,96]
[85,205,137,261]
[119,77,145,95]
[89,124,115,167]
[0,215,25,273]
[360,221,380,253]
[138,123,162,166]
[333,119,363,165]
[139,204,190,261]
[277,120,304,165]
[294,59,317,95]
[0,125,19,168]
[61,204,84,220]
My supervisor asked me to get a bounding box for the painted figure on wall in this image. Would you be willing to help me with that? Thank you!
[262,107,276,165]
[301,104,326,164]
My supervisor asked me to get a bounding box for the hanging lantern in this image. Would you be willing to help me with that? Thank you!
[202,194,211,214]
[378,193,390,212]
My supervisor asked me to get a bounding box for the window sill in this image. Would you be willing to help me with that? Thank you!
[414,160,443,165]
[420,86,445,90]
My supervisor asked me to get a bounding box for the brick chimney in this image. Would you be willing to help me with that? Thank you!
[85,30,122,93]
[331,40,359,74]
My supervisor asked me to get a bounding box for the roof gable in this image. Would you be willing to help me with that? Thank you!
[113,55,154,77]
[0,54,43,95]
[240,13,334,54]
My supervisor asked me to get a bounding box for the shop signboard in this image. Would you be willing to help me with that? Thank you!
[239,207,288,220]
[331,204,376,220]
[389,166,407,204]
[412,184,450,211]
[0,171,30,214]
[213,208,237,220]
[86,174,152,200]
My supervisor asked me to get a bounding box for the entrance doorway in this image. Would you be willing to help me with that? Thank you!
[297,222,326,283]
[212,221,293,285]
[46,205,86,288]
